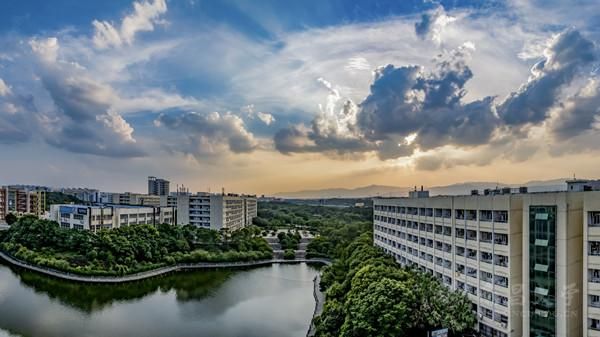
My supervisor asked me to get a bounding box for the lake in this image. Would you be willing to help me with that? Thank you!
[0,260,319,337]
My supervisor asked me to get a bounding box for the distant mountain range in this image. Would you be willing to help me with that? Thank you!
[274,178,571,199]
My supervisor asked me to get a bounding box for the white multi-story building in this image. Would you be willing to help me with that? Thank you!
[176,193,257,231]
[49,204,176,231]
[243,196,258,226]
[373,185,600,337]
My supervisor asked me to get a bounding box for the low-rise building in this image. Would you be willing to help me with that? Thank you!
[0,186,45,222]
[49,204,176,231]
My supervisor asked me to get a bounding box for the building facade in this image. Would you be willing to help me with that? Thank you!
[0,186,45,222]
[147,176,170,196]
[49,204,176,231]
[374,188,600,337]
[176,193,257,231]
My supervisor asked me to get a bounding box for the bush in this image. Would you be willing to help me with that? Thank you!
[283,249,295,260]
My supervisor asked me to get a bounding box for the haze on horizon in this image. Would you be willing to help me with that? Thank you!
[0,0,599,195]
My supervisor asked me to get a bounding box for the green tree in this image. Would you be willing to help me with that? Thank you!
[4,213,17,225]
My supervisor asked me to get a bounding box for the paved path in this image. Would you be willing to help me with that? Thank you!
[307,272,326,337]
[0,250,330,283]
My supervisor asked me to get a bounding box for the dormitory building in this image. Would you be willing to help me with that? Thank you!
[373,180,600,337]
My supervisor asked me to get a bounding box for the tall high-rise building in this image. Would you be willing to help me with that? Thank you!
[147,176,170,196]
[373,182,600,337]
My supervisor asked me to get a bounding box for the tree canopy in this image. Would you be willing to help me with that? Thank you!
[0,216,272,276]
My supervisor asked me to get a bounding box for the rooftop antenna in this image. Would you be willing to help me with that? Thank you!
[222,187,225,195]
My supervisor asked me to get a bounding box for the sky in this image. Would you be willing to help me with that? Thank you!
[0,0,599,195]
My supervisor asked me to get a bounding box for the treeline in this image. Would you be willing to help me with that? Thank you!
[253,202,371,229]
[0,216,272,276]
[254,202,372,258]
[314,233,476,337]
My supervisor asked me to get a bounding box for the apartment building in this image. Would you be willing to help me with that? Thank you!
[147,176,170,196]
[49,204,176,231]
[373,185,600,337]
[176,193,257,231]
[244,196,258,226]
[0,186,45,222]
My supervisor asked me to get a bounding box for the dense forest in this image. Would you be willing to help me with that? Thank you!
[314,233,476,337]
[253,202,372,258]
[0,216,272,276]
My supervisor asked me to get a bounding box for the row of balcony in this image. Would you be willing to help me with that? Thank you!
[374,205,509,223]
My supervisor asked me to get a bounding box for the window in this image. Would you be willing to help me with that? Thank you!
[456,209,465,220]
[493,210,508,223]
[494,275,508,288]
[494,233,508,245]
[480,231,493,243]
[480,289,493,301]
[590,269,600,283]
[467,248,477,260]
[60,222,70,229]
[591,212,600,226]
[480,270,493,283]
[590,318,600,331]
[466,209,477,221]
[456,228,465,238]
[467,230,477,241]
[589,295,600,308]
[480,210,493,221]
[73,214,84,220]
[443,226,452,236]
[495,254,509,267]
[591,241,600,256]
[73,224,84,230]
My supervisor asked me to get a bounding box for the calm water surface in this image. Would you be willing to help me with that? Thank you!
[0,260,319,337]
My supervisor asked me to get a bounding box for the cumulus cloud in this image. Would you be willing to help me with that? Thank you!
[155,111,258,158]
[30,37,146,157]
[275,44,497,159]
[414,6,457,45]
[93,0,167,49]
[241,104,275,126]
[497,29,596,126]
[550,78,600,139]
[273,27,599,169]
[256,112,275,125]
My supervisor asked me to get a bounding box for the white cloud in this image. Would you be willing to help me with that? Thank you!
[0,78,11,96]
[93,0,167,49]
[256,112,275,125]
[29,37,59,63]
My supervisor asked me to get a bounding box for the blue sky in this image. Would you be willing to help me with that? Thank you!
[0,0,599,194]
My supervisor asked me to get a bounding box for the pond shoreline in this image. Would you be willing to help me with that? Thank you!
[0,250,330,284]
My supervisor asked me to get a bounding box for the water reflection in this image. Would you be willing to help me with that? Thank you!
[0,259,318,337]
